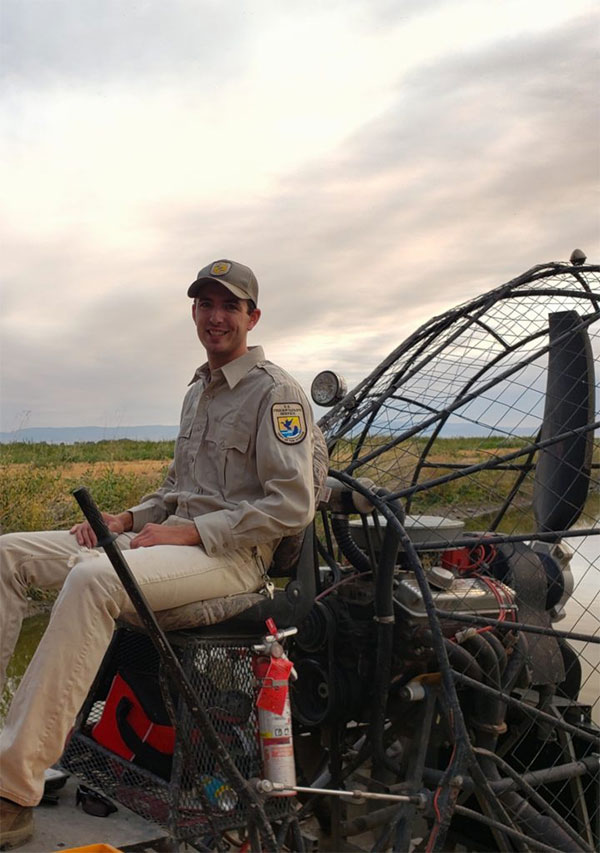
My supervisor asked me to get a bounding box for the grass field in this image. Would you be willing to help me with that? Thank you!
[2,436,598,534]
[1,448,171,534]
[0,438,175,466]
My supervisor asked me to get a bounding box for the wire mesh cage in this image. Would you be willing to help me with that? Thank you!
[322,261,598,528]
[296,260,599,851]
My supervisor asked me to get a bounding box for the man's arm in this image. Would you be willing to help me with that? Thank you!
[128,523,201,548]
[193,380,315,557]
[126,460,178,531]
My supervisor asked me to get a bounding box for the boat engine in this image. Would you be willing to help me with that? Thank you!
[291,519,520,729]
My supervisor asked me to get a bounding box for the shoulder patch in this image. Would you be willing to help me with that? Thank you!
[272,402,307,444]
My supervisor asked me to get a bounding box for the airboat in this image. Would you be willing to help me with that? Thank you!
[28,251,600,852]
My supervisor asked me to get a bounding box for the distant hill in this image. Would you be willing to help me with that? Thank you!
[0,425,179,444]
[0,421,539,444]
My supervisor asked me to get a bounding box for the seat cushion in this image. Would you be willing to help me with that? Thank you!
[120,591,267,632]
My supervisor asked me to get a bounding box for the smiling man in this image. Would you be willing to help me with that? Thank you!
[0,259,317,849]
[193,271,260,368]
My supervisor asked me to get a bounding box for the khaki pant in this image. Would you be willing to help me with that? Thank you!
[0,528,272,806]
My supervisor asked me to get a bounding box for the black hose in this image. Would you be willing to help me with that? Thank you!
[462,633,500,683]
[316,537,342,583]
[371,493,404,775]
[461,633,503,726]
[501,632,530,693]
[444,640,483,683]
[482,630,507,676]
[466,632,587,851]
[330,514,372,573]
[474,747,593,852]
[373,495,402,619]
[476,732,587,851]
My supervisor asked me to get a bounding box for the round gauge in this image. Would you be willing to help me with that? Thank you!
[310,371,347,407]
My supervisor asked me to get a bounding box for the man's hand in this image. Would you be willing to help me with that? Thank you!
[70,511,133,549]
[130,523,201,549]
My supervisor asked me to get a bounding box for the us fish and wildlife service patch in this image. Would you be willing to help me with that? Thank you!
[272,403,307,444]
[210,261,231,276]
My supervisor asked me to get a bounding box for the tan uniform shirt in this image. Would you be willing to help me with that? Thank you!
[128,346,315,557]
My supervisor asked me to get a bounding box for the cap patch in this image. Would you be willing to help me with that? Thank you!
[272,403,307,444]
[210,261,231,276]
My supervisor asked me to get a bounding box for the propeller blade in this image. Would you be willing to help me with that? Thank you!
[534,310,595,534]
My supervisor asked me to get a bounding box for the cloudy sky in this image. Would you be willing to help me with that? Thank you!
[1,0,598,433]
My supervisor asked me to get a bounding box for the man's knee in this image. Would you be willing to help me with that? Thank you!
[0,532,29,583]
[59,557,124,614]
[0,530,93,591]
[0,531,27,556]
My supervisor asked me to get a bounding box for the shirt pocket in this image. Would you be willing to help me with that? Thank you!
[177,394,199,443]
[178,419,194,440]
[175,413,195,477]
[218,423,252,494]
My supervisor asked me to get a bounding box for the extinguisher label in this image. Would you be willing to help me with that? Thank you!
[265,745,293,759]
[256,657,294,716]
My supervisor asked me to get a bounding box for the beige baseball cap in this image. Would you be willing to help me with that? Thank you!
[187,259,259,304]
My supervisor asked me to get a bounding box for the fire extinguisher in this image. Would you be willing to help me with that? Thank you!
[252,619,297,796]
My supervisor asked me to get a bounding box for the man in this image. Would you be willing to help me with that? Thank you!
[0,259,316,849]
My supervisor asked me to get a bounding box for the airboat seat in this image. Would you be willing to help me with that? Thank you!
[59,527,318,843]
[60,434,325,841]
[118,522,318,634]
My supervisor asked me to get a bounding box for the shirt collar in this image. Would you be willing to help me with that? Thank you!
[189,346,265,388]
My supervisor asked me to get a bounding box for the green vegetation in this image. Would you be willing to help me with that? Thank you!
[329,433,532,463]
[0,439,175,466]
[330,434,535,514]
[328,433,599,519]
[0,446,171,625]
[2,436,597,535]
[0,435,600,533]
[1,457,169,534]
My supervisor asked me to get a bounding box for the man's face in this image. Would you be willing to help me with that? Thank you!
[192,280,260,368]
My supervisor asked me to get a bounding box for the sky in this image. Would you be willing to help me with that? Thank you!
[1,0,599,433]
